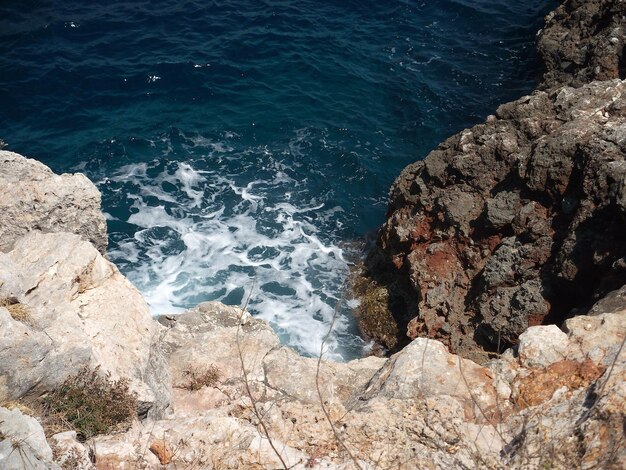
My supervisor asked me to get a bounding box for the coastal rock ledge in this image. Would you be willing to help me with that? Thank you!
[0,2,625,470]
[0,151,624,468]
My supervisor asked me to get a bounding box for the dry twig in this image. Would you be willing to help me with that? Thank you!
[236,280,290,470]
[315,289,363,470]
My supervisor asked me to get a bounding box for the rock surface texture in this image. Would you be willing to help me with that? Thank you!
[356,0,626,360]
[0,149,623,469]
[52,302,626,469]
[0,406,60,470]
[0,231,169,418]
[538,0,626,89]
[0,151,107,254]
[1,1,625,469]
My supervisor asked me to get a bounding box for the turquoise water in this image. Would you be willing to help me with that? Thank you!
[0,0,553,360]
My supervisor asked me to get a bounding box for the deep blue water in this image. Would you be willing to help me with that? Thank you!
[0,0,554,360]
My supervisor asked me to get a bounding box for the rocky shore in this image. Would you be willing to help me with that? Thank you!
[355,0,626,362]
[1,1,625,469]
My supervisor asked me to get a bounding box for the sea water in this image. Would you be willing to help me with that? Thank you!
[0,0,554,360]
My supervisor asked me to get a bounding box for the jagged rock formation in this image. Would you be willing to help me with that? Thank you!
[356,0,626,359]
[3,295,623,469]
[538,0,626,90]
[0,1,625,468]
[0,149,624,469]
[0,151,107,254]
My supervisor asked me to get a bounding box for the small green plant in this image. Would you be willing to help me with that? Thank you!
[42,366,137,441]
[177,365,221,391]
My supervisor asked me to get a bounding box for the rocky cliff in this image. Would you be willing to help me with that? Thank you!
[0,152,623,468]
[1,1,625,469]
[355,0,626,361]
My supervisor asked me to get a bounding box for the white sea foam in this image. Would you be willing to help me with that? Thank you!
[104,132,365,360]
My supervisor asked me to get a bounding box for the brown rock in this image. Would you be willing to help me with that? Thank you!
[515,359,605,408]
[359,79,626,358]
[149,439,173,465]
[357,0,626,360]
[538,0,626,90]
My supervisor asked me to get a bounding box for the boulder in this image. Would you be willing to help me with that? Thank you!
[356,338,500,422]
[517,325,569,368]
[357,0,626,359]
[359,78,626,358]
[36,297,623,470]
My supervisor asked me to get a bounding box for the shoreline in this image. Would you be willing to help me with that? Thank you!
[354,0,626,363]
[1,1,625,468]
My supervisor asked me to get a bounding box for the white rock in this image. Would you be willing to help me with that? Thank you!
[357,338,498,421]
[0,407,60,470]
[563,311,626,364]
[263,346,384,405]
[0,151,107,254]
[49,431,94,470]
[517,324,569,368]
[0,232,169,417]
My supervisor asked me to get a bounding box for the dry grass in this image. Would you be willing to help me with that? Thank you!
[41,366,137,441]
[177,365,222,391]
[0,400,36,416]
[0,297,32,324]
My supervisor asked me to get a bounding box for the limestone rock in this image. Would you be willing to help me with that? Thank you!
[514,359,605,408]
[0,2,624,468]
[506,325,626,469]
[0,232,169,418]
[49,432,94,470]
[20,300,618,470]
[517,325,569,368]
[158,302,280,413]
[91,415,310,470]
[357,338,499,422]
[265,346,385,406]
[0,151,107,254]
[562,310,626,365]
[0,406,60,470]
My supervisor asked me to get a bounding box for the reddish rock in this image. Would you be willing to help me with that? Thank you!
[515,359,605,408]
[149,439,173,465]
[356,0,626,359]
